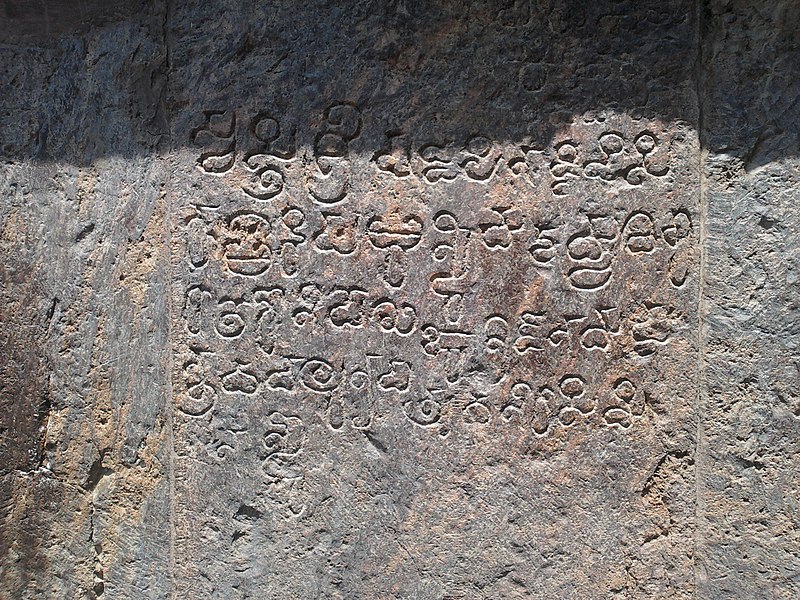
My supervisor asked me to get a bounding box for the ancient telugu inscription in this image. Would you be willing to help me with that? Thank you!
[173,107,698,518]
[161,4,703,595]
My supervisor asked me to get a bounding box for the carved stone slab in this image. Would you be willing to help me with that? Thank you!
[167,2,699,596]
[2,1,799,599]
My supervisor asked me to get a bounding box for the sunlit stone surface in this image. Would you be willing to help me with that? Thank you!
[0,1,798,598]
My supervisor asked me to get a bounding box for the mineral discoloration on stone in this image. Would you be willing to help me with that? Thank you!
[0,0,798,598]
[171,108,699,597]
[166,3,700,597]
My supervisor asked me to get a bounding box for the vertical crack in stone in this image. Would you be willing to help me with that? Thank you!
[155,1,178,595]
[160,0,173,146]
[693,0,708,594]
[164,174,178,600]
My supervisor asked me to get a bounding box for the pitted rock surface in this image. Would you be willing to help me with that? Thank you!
[0,1,798,598]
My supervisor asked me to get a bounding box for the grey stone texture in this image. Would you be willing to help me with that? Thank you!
[0,1,797,598]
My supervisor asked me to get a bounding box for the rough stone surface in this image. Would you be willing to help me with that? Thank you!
[0,1,797,598]
[698,2,800,597]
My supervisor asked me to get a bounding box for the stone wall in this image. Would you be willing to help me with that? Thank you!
[0,1,797,598]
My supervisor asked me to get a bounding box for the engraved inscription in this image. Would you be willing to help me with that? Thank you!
[164,5,703,595]
[173,108,698,545]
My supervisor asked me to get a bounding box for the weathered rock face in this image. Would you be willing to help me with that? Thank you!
[698,3,800,596]
[0,1,797,598]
